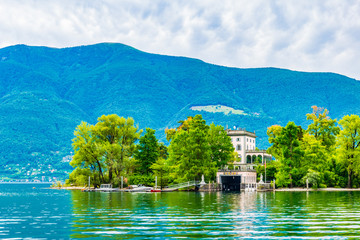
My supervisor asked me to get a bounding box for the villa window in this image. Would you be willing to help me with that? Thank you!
[236,138,240,141]
[237,144,241,150]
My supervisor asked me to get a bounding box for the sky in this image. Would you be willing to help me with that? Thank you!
[1,0,359,79]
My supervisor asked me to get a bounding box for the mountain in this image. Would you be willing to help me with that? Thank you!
[1,43,360,180]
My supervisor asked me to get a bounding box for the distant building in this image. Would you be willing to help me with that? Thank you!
[216,128,272,191]
[226,128,272,166]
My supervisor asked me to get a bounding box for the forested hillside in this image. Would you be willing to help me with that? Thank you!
[1,43,360,180]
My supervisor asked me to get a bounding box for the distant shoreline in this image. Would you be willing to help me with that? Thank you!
[0,182,53,184]
[275,187,360,192]
[49,186,360,192]
[52,186,85,190]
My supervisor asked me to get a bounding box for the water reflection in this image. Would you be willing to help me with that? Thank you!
[70,191,267,238]
[69,191,360,239]
[267,191,360,238]
[2,185,360,239]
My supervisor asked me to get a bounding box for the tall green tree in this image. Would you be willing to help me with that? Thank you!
[266,125,283,160]
[305,106,340,187]
[158,143,168,160]
[300,133,327,185]
[276,122,304,187]
[134,128,160,175]
[70,121,105,187]
[336,115,360,188]
[208,123,235,168]
[94,115,141,183]
[186,115,215,181]
[306,106,339,149]
[167,115,218,182]
[68,114,141,186]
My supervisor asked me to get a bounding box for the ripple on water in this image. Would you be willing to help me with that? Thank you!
[2,187,360,239]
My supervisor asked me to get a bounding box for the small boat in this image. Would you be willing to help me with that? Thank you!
[126,184,152,192]
[95,184,119,192]
[150,189,161,192]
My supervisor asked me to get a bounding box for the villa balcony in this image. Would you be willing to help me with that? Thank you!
[219,164,257,172]
[246,149,268,154]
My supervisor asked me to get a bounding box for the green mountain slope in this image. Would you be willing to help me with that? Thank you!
[1,43,359,180]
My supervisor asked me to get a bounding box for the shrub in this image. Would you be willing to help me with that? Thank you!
[51,181,62,188]
[128,175,155,186]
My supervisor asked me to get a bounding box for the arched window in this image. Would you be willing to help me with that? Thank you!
[247,155,252,164]
[252,155,256,163]
[237,144,241,150]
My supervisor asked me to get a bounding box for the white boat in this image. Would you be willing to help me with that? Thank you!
[126,184,152,192]
[94,184,119,192]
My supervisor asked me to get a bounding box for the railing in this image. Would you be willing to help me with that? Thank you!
[164,180,201,190]
[100,184,112,189]
[246,150,268,153]
[219,164,257,172]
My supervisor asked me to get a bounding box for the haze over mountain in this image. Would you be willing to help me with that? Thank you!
[1,43,359,180]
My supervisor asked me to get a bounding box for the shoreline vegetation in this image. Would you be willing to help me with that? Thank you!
[65,106,360,191]
[67,114,234,190]
[51,186,360,192]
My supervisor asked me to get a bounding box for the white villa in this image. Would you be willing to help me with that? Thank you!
[216,128,272,191]
[226,128,272,166]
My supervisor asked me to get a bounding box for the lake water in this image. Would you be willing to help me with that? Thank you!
[1,184,360,239]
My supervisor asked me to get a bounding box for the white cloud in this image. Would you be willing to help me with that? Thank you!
[0,0,359,79]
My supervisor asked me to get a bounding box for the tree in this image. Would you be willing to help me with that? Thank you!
[70,121,105,187]
[167,115,218,182]
[301,169,321,189]
[134,128,160,175]
[301,134,327,173]
[306,106,339,149]
[266,125,283,160]
[94,115,141,184]
[68,114,141,186]
[151,158,169,189]
[277,122,304,187]
[336,115,360,188]
[158,143,168,160]
[185,115,216,181]
[208,123,235,168]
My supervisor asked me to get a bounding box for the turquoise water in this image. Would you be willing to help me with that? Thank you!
[1,184,360,239]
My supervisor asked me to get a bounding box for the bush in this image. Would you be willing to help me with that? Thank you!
[51,181,62,188]
[68,168,91,186]
[128,175,155,186]
[301,169,320,188]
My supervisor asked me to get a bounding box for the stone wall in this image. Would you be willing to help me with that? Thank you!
[198,183,221,192]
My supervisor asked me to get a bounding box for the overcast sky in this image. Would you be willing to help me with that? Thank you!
[1,0,359,79]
